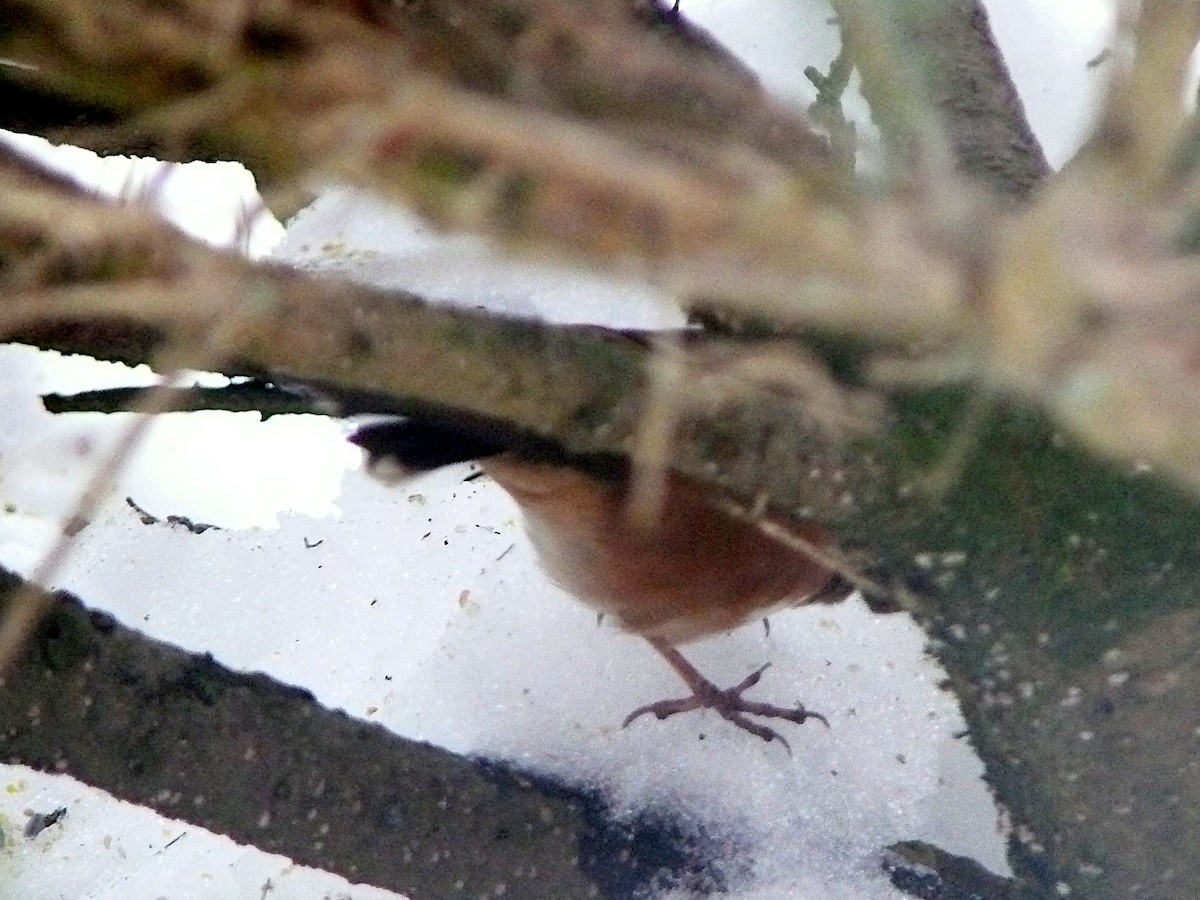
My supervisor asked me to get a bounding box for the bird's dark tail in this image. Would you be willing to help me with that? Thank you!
[349,419,505,476]
[350,416,627,483]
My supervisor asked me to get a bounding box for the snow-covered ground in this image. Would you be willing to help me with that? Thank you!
[0,2,1119,897]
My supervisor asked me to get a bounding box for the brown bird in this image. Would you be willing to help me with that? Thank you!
[351,418,843,747]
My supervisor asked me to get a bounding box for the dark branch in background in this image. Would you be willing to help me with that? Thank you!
[0,566,731,900]
[891,0,1050,196]
[42,381,336,419]
[827,0,1049,197]
[944,2,1050,192]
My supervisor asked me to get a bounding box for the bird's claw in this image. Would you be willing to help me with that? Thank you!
[622,662,828,753]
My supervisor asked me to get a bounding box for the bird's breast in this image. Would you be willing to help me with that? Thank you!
[482,456,835,644]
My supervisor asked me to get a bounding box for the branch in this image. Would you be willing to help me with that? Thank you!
[0,0,831,194]
[0,565,734,900]
[0,141,866,519]
[833,0,1049,195]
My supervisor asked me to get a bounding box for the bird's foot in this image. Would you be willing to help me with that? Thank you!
[622,659,828,753]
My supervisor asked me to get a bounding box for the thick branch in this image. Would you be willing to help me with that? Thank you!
[0,0,830,183]
[0,566,728,900]
[854,0,1050,195]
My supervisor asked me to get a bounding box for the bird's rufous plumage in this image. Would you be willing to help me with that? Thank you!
[482,454,835,644]
[351,419,839,745]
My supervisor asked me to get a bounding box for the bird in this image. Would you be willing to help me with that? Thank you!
[350,417,845,747]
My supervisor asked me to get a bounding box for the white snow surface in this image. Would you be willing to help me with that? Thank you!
[0,1,1128,897]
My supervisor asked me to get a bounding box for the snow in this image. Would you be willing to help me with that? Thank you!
[981,0,1114,168]
[0,2,1127,898]
[0,768,399,900]
[277,189,684,330]
[0,131,285,258]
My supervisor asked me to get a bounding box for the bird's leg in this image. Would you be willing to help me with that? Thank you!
[623,636,828,751]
